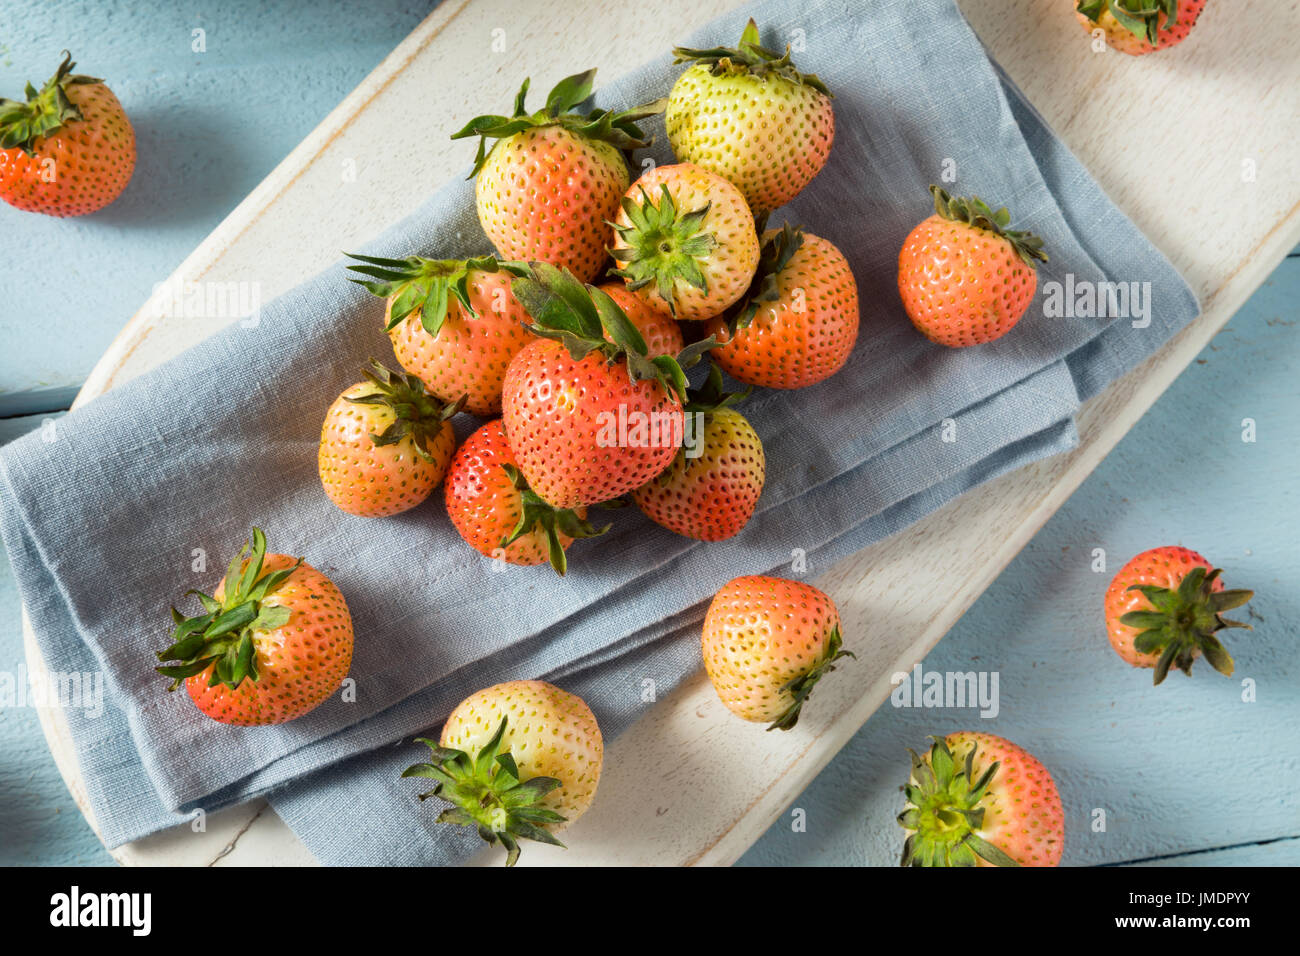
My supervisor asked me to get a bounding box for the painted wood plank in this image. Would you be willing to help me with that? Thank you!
[1120,838,1300,867]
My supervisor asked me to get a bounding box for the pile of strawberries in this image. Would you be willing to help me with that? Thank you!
[318,26,860,571]
[0,11,1234,869]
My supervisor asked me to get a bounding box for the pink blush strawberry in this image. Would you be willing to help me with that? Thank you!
[452,70,661,283]
[501,337,682,509]
[156,529,354,727]
[478,126,627,283]
[0,52,135,216]
[597,282,684,358]
[1104,545,1253,683]
[1075,0,1207,55]
[899,733,1064,867]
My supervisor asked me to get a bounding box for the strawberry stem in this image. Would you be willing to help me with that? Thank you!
[154,528,302,691]
[673,18,833,97]
[449,69,663,178]
[1076,0,1180,46]
[609,183,717,320]
[1121,565,1253,684]
[344,253,525,335]
[0,51,103,153]
[898,737,1022,867]
[402,717,568,867]
[928,184,1048,268]
[719,222,805,335]
[767,625,853,731]
[499,463,609,576]
[344,359,464,463]
[508,262,710,405]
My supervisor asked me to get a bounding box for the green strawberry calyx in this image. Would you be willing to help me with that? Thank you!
[450,69,664,178]
[768,625,854,732]
[509,261,715,405]
[609,183,720,320]
[345,252,527,338]
[402,717,568,867]
[930,184,1049,268]
[0,51,103,154]
[346,359,465,464]
[155,528,302,692]
[673,18,832,97]
[685,362,750,415]
[651,363,753,487]
[898,737,1022,867]
[500,464,609,577]
[1076,0,1179,47]
[1122,565,1253,685]
[719,222,803,336]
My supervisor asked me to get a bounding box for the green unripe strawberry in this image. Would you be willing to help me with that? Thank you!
[666,20,834,218]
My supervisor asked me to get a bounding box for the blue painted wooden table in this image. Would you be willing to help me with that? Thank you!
[0,0,434,416]
[1,2,1296,867]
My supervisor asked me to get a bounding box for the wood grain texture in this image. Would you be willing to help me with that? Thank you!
[21,0,1300,865]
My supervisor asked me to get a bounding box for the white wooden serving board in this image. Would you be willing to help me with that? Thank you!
[24,0,1300,866]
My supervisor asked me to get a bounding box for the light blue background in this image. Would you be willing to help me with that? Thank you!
[0,0,433,415]
[1,1,1295,866]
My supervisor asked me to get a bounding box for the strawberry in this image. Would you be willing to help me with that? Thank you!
[155,529,353,726]
[1075,0,1206,55]
[633,364,765,541]
[452,70,659,283]
[610,162,760,321]
[1104,546,1253,684]
[502,264,709,509]
[444,419,607,575]
[402,679,603,866]
[596,282,684,358]
[899,733,1064,867]
[667,19,834,218]
[707,224,859,389]
[898,185,1048,348]
[318,360,461,518]
[701,575,851,730]
[346,254,533,416]
[0,52,135,217]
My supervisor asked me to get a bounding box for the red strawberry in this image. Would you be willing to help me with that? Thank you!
[707,224,859,389]
[502,264,706,509]
[452,70,659,283]
[403,679,603,866]
[0,52,135,217]
[633,364,765,541]
[610,162,760,321]
[155,529,353,726]
[444,419,607,575]
[667,19,835,216]
[347,254,533,416]
[899,733,1064,867]
[701,575,851,730]
[1104,546,1253,684]
[1075,0,1206,55]
[897,185,1048,347]
[596,282,684,358]
[318,360,461,518]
